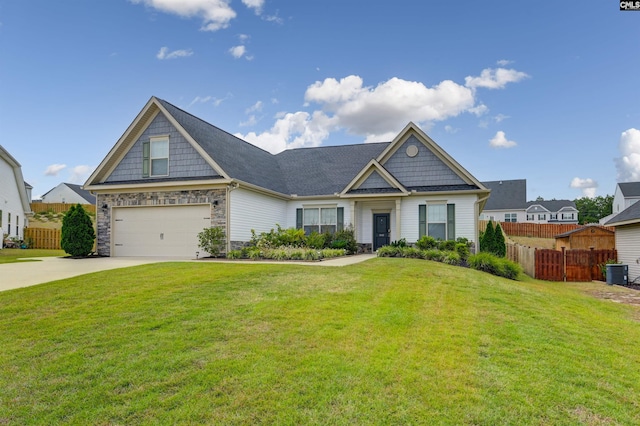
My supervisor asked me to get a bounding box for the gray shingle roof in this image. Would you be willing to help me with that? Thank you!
[158,99,289,194]
[526,200,576,212]
[156,98,481,197]
[618,182,640,197]
[482,179,527,210]
[66,183,96,204]
[606,201,640,225]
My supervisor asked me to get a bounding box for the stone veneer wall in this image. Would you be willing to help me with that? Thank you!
[96,189,226,256]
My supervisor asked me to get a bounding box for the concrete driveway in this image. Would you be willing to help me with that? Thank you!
[0,254,376,292]
[0,256,179,292]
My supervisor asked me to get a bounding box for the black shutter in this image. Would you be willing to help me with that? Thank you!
[419,204,426,238]
[337,207,344,231]
[142,141,150,178]
[296,208,303,229]
[447,204,455,240]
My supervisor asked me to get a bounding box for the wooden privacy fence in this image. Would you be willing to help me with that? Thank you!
[30,202,95,215]
[24,228,61,250]
[479,221,613,239]
[506,242,536,277]
[534,248,617,282]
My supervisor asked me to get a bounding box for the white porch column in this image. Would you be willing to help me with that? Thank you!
[350,200,356,240]
[395,199,401,241]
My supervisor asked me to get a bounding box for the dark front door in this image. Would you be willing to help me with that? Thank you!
[373,213,390,250]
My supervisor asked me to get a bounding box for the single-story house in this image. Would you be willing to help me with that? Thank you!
[554,224,615,251]
[0,145,31,246]
[84,97,491,257]
[41,182,96,205]
[605,201,640,284]
[479,179,527,223]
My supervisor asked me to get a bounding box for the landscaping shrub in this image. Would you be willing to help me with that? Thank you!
[390,238,408,248]
[377,246,400,257]
[306,231,325,249]
[455,243,470,261]
[437,239,456,251]
[468,252,521,280]
[480,221,496,254]
[226,250,243,259]
[416,235,437,250]
[494,222,506,257]
[321,248,346,259]
[400,246,422,258]
[60,204,95,257]
[442,251,461,265]
[330,227,358,254]
[197,226,226,257]
[421,249,444,262]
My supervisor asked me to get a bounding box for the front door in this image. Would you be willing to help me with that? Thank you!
[373,213,390,250]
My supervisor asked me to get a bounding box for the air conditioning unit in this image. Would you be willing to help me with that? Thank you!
[606,264,628,285]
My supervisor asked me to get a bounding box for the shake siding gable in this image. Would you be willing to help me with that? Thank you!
[358,171,393,189]
[383,135,466,188]
[229,188,287,243]
[106,113,216,182]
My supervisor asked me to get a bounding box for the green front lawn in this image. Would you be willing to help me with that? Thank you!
[1,259,639,424]
[0,248,65,264]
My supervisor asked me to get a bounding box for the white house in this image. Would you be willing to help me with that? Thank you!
[41,182,96,205]
[0,145,31,247]
[605,201,640,284]
[601,182,640,225]
[84,97,491,257]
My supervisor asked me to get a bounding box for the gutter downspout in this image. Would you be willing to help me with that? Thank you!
[474,193,491,253]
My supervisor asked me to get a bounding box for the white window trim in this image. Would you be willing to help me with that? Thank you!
[149,135,169,177]
[302,204,339,234]
[426,202,447,240]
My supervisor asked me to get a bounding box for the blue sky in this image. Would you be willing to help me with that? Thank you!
[1,0,639,201]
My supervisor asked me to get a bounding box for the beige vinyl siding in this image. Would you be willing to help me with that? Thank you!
[229,188,287,242]
[356,201,397,244]
[615,224,640,283]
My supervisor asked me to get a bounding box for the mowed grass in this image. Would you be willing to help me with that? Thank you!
[0,249,65,264]
[1,258,639,425]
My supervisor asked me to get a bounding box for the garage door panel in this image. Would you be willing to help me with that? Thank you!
[113,205,212,257]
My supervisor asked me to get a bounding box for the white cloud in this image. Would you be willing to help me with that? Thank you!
[245,101,263,114]
[489,131,517,148]
[228,45,246,59]
[188,95,213,107]
[131,0,236,31]
[236,66,528,154]
[496,59,512,66]
[242,0,263,14]
[157,46,193,60]
[465,67,529,90]
[570,177,598,198]
[44,164,66,176]
[494,113,509,123]
[615,128,640,182]
[69,165,92,184]
[444,125,458,134]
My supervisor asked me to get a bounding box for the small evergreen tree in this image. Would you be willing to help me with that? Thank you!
[480,220,496,254]
[61,204,96,257]
[198,226,226,257]
[494,222,506,257]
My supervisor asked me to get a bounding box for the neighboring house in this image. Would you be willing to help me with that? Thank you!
[600,182,640,224]
[605,201,640,284]
[525,200,579,224]
[0,145,31,246]
[41,182,96,205]
[479,179,527,223]
[554,224,615,250]
[84,96,491,257]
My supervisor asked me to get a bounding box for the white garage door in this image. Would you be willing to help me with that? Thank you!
[112,205,212,257]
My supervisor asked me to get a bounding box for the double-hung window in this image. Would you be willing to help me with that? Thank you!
[538,214,546,221]
[143,136,169,177]
[505,213,517,222]
[296,206,344,235]
[419,203,455,240]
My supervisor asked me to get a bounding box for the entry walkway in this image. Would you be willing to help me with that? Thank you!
[0,254,376,292]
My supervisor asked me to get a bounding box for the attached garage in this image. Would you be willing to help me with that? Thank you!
[112,204,211,257]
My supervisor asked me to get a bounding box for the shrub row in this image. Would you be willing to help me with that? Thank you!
[377,244,522,280]
[227,246,346,261]
[250,225,357,254]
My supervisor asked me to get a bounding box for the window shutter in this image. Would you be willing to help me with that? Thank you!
[296,208,303,229]
[447,204,455,240]
[142,141,150,178]
[418,204,426,238]
[337,207,344,231]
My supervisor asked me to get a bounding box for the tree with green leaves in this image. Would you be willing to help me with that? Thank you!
[61,204,96,257]
[494,222,506,258]
[574,195,613,224]
[480,221,496,254]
